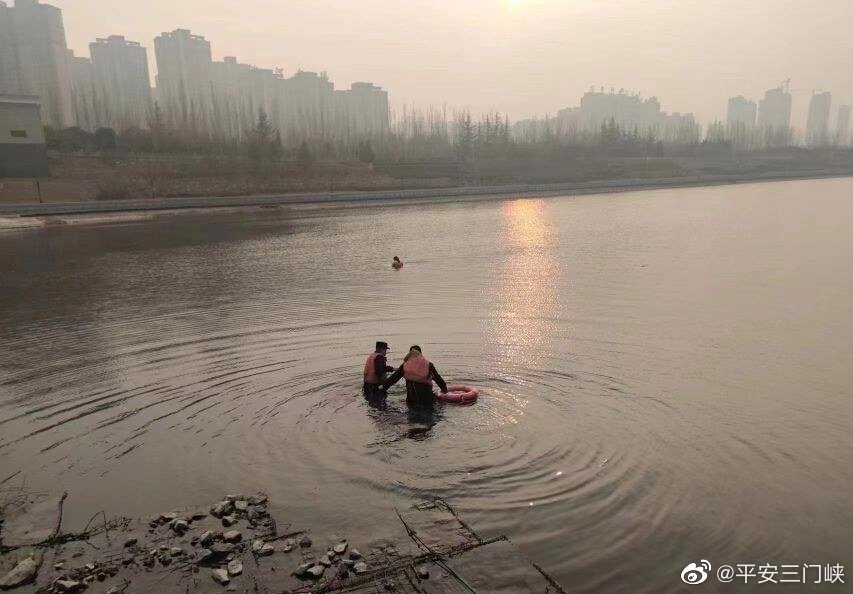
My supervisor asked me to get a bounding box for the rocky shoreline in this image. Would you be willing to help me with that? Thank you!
[2,492,565,593]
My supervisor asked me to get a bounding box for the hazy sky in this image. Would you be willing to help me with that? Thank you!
[51,0,852,130]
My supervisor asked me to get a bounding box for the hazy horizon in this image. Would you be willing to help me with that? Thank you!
[46,0,853,130]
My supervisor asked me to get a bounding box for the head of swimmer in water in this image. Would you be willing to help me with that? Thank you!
[393,256,401,263]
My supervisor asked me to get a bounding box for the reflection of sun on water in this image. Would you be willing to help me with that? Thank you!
[489,199,561,368]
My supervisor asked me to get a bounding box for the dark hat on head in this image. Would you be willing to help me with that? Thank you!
[409,345,422,353]
[376,341,389,351]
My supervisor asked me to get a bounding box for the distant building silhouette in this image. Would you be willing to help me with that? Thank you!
[334,82,390,140]
[757,86,793,147]
[70,55,98,131]
[556,89,700,144]
[154,29,215,134]
[0,0,75,127]
[0,2,20,93]
[89,36,152,130]
[835,105,850,146]
[805,91,832,147]
[726,96,757,127]
[150,28,389,144]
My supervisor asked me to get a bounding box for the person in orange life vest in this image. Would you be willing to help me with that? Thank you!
[363,341,395,398]
[392,256,403,270]
[379,345,448,405]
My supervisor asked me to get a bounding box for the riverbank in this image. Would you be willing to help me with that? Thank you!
[1,169,851,229]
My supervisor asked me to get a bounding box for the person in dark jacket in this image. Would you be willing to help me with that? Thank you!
[363,341,394,398]
[379,345,448,405]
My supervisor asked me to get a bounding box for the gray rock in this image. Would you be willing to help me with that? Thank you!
[84,563,96,572]
[342,559,356,568]
[259,544,275,557]
[54,580,83,592]
[349,548,362,560]
[222,530,242,543]
[354,561,369,575]
[225,494,240,502]
[248,493,268,506]
[199,530,217,546]
[282,543,294,553]
[307,565,326,578]
[293,562,314,577]
[417,565,430,579]
[170,547,184,557]
[171,519,189,533]
[211,500,234,518]
[124,536,138,547]
[221,515,237,527]
[234,500,248,511]
[191,511,207,521]
[160,512,177,523]
[212,568,230,585]
[54,562,64,570]
[299,535,312,548]
[196,548,214,564]
[318,555,332,567]
[0,557,39,589]
[106,587,121,594]
[211,543,235,555]
[333,541,348,555]
[227,560,243,576]
[251,539,265,554]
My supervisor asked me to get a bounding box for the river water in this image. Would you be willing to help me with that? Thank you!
[1,178,851,593]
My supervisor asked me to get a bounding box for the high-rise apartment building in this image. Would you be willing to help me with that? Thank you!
[89,35,152,131]
[726,96,757,127]
[211,56,256,140]
[757,87,792,130]
[70,54,98,131]
[0,2,20,93]
[757,86,793,147]
[281,71,335,142]
[154,29,214,133]
[335,82,389,139]
[0,0,75,127]
[555,89,701,144]
[805,91,832,147]
[835,105,850,146]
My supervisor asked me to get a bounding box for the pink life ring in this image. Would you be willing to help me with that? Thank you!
[437,385,479,404]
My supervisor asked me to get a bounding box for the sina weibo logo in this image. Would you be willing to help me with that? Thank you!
[681,560,711,585]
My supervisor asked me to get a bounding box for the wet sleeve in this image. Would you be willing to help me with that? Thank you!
[382,366,404,390]
[375,355,393,376]
[430,363,448,393]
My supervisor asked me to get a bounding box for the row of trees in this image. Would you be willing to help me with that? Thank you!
[49,99,839,164]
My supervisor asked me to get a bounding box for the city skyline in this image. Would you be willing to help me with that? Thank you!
[44,0,853,130]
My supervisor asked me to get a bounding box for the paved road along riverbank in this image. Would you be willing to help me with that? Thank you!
[1,169,851,219]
